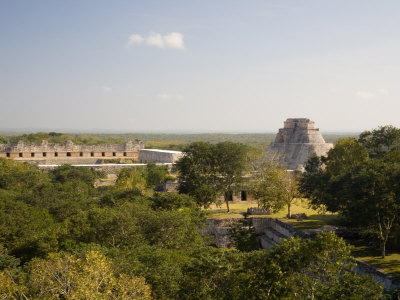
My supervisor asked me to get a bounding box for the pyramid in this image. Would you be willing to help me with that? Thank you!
[268,118,333,170]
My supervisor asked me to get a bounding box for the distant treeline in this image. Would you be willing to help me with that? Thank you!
[0,131,358,151]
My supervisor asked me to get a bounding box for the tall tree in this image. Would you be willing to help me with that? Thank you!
[248,160,281,209]
[336,161,400,258]
[249,161,300,217]
[279,170,301,218]
[214,142,248,212]
[145,162,170,188]
[116,168,147,193]
[300,138,369,211]
[175,142,219,208]
[176,142,248,211]
[323,138,369,177]
[300,132,400,258]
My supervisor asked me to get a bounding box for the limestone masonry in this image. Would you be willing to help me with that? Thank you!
[0,140,144,164]
[268,118,333,170]
[138,149,183,164]
[0,140,185,165]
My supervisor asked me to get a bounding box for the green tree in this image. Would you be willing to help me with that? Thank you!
[298,155,328,210]
[277,170,301,218]
[116,168,147,193]
[300,138,400,258]
[179,233,383,299]
[250,162,300,217]
[66,205,146,249]
[175,142,219,208]
[0,244,20,270]
[0,269,28,300]
[176,142,248,211]
[324,138,369,177]
[145,162,169,188]
[299,138,369,211]
[21,180,96,222]
[0,195,58,262]
[131,246,189,299]
[151,192,197,210]
[27,250,152,299]
[0,136,8,144]
[359,125,400,157]
[267,232,382,299]
[336,160,400,258]
[215,142,248,212]
[0,158,48,192]
[179,247,245,300]
[51,164,105,187]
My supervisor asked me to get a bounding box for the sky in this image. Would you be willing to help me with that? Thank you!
[1,1,400,133]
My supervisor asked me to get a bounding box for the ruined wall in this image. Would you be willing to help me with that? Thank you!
[268,118,333,170]
[0,140,144,164]
[200,218,240,248]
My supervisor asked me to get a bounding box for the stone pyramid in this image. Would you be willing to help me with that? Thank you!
[268,118,333,170]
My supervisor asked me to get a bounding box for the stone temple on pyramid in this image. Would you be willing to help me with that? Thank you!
[267,118,333,170]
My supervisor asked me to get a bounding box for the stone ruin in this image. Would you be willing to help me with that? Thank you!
[0,140,144,164]
[268,118,333,170]
[0,140,184,165]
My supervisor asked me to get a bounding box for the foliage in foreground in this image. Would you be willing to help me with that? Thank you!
[0,251,152,299]
[179,233,382,300]
[0,158,386,299]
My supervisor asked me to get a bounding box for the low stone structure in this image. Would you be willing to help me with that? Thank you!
[161,180,179,192]
[0,140,144,164]
[138,149,183,164]
[268,118,333,170]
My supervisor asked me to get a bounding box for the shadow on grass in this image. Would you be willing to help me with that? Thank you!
[367,258,400,278]
[285,214,341,230]
[350,239,400,279]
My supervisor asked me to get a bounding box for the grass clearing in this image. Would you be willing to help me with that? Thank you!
[205,198,339,230]
[350,239,400,279]
[205,202,252,219]
[284,214,340,230]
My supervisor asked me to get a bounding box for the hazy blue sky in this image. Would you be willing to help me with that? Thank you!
[1,1,400,132]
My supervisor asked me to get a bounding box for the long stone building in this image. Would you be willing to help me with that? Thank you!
[0,140,185,165]
[268,118,333,170]
[0,140,144,164]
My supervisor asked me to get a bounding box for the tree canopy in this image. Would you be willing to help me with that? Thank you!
[175,141,248,211]
[300,126,400,258]
[0,156,388,298]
